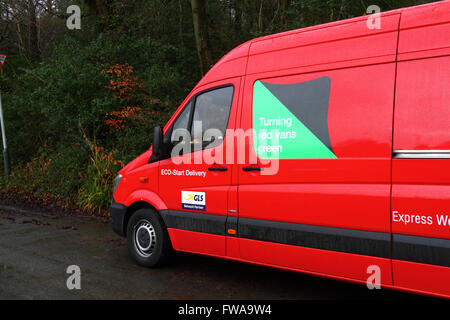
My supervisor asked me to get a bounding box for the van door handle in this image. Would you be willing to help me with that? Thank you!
[208,166,228,171]
[242,166,264,172]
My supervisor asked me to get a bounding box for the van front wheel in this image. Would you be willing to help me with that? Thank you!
[126,208,171,267]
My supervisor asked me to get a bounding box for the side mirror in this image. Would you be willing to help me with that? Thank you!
[152,126,163,156]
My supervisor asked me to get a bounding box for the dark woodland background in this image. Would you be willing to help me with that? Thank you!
[0,0,438,214]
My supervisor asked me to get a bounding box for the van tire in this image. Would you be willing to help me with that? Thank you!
[126,208,172,267]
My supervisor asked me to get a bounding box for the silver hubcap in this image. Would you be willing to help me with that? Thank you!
[134,220,156,258]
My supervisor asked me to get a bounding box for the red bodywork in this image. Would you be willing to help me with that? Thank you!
[113,1,450,298]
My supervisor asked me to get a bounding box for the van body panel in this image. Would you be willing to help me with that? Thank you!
[236,28,397,279]
[397,2,450,61]
[238,184,391,233]
[158,76,241,213]
[249,13,399,55]
[112,1,450,298]
[391,2,450,296]
[195,42,250,89]
[398,24,450,61]
[238,63,396,231]
[393,56,450,150]
[167,228,226,257]
[118,150,152,176]
[157,76,242,255]
[399,0,450,29]
[392,165,450,240]
[393,260,450,297]
[114,162,161,207]
[195,56,247,87]
[247,14,400,75]
[239,238,393,285]
[123,189,168,211]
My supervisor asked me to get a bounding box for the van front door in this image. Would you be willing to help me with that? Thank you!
[158,78,241,257]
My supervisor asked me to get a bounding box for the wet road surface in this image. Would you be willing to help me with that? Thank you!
[0,205,422,300]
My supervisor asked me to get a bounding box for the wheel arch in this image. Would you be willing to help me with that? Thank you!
[120,189,168,236]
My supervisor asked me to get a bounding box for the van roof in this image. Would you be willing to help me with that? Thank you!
[249,1,445,45]
[196,0,448,88]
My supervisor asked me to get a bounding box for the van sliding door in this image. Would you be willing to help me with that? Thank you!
[236,14,400,284]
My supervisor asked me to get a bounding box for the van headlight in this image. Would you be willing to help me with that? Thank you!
[113,174,122,194]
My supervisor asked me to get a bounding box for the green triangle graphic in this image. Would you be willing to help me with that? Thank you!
[253,80,336,159]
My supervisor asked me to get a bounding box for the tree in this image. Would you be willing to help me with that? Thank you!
[190,0,212,76]
[85,0,109,17]
[0,0,71,61]
[27,0,39,61]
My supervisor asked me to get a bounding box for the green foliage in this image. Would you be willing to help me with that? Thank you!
[0,0,438,215]
[0,146,86,205]
[77,139,123,215]
[1,32,183,214]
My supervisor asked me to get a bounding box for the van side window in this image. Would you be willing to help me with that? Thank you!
[191,86,234,149]
[173,100,192,132]
[162,101,192,153]
[164,85,233,156]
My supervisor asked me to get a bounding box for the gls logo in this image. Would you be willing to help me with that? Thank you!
[194,195,204,202]
[183,194,194,201]
[182,191,206,211]
[183,194,204,202]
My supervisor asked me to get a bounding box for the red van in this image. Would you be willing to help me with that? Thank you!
[110,1,450,298]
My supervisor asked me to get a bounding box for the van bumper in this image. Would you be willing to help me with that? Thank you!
[110,200,128,237]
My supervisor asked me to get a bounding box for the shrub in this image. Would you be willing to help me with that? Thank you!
[0,146,87,207]
[77,137,124,216]
[0,33,185,214]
